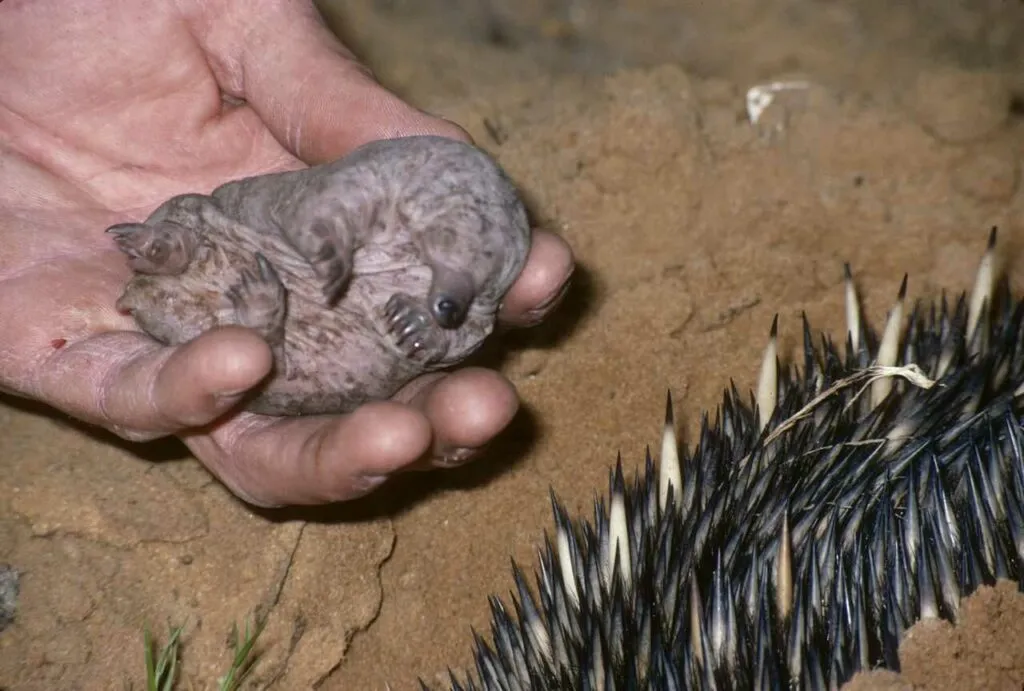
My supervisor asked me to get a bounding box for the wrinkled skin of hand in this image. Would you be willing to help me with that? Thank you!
[0,0,574,507]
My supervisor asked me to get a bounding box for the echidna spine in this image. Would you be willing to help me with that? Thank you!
[427,227,1021,691]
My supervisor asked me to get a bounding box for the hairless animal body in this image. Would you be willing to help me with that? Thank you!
[109,135,531,416]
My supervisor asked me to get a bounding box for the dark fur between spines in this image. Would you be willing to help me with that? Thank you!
[423,229,1024,691]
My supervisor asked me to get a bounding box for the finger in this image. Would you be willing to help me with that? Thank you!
[183,367,518,507]
[213,0,470,164]
[498,230,576,327]
[185,400,434,507]
[394,367,520,469]
[32,326,273,441]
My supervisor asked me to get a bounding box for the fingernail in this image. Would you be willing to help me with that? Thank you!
[215,384,256,401]
[213,391,249,408]
[353,474,390,496]
[521,273,573,326]
[435,446,479,468]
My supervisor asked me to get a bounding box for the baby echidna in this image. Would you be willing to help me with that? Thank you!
[430,229,1024,690]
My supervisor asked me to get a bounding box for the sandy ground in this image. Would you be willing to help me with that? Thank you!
[3,1,1024,689]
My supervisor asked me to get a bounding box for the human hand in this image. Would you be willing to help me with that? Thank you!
[0,0,574,507]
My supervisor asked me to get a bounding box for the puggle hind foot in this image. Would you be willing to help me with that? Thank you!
[107,220,198,275]
[226,253,291,377]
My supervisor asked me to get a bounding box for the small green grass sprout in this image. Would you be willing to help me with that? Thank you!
[129,613,268,691]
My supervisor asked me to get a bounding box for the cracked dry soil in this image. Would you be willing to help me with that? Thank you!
[3,0,1024,689]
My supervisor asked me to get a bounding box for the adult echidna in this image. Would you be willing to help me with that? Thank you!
[429,229,1024,690]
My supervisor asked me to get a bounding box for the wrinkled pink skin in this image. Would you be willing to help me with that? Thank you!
[112,135,531,416]
[0,0,575,509]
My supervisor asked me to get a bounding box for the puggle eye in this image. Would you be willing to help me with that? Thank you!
[431,295,467,328]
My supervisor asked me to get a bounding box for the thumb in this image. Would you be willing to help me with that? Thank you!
[33,327,273,442]
[224,1,470,164]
